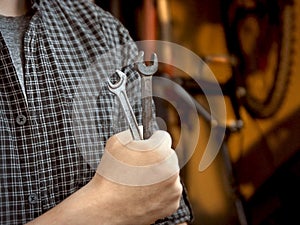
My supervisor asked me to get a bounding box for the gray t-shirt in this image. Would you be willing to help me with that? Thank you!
[0,13,32,99]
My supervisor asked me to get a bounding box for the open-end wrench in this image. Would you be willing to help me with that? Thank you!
[136,51,158,139]
[108,70,142,140]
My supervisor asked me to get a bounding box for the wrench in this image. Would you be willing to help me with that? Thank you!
[108,70,142,140]
[136,51,158,139]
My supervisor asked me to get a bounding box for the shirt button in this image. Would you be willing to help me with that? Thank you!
[28,193,39,204]
[16,114,27,125]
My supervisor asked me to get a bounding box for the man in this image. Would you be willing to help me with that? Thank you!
[0,0,193,224]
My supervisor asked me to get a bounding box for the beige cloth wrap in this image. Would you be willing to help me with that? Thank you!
[96,129,179,186]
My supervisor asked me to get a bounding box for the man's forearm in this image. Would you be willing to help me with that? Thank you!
[26,182,109,225]
[26,129,185,225]
[26,181,188,225]
[26,171,182,225]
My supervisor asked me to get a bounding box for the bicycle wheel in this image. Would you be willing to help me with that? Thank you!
[223,0,295,118]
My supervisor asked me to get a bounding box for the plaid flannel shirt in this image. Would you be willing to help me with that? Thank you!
[0,0,192,224]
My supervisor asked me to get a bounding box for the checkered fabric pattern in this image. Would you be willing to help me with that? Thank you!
[0,0,193,224]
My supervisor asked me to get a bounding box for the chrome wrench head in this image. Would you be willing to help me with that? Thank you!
[136,51,158,76]
[108,69,127,93]
[108,70,142,140]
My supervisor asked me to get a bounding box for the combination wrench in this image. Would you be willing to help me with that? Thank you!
[108,70,142,140]
[136,51,158,139]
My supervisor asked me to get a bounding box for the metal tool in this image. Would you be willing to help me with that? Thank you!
[136,51,158,139]
[108,70,142,140]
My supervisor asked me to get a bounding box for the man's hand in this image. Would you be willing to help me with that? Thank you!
[94,129,182,224]
[97,129,180,186]
[89,171,182,225]
[27,130,183,225]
